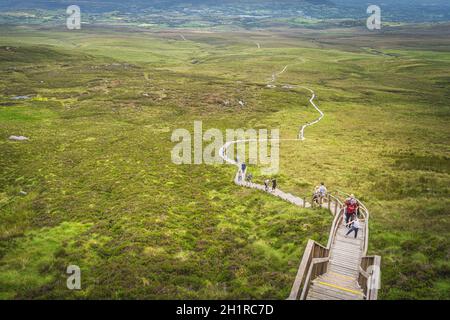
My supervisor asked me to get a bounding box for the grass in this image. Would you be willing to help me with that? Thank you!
[0,24,449,299]
[0,221,91,299]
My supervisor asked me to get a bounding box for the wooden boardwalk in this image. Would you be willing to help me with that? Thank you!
[233,171,380,300]
[234,176,310,208]
[306,221,366,300]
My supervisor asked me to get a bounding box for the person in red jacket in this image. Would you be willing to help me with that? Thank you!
[344,194,359,228]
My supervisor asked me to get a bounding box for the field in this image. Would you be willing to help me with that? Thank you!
[0,23,449,299]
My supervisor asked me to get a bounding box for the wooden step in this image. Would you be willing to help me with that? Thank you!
[313,278,361,293]
[330,251,361,261]
[331,247,361,256]
[317,275,360,289]
[328,265,359,277]
[330,253,360,262]
[307,288,362,301]
[330,255,360,264]
[332,243,361,250]
[335,237,363,244]
[311,282,363,297]
[307,290,346,300]
[329,261,359,272]
[307,289,341,300]
[336,232,363,239]
[308,282,364,300]
[330,259,359,269]
[330,252,360,261]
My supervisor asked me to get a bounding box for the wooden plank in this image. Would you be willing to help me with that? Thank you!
[314,281,363,296]
[327,270,356,279]
[335,238,363,244]
[317,276,359,289]
[333,246,361,252]
[330,252,360,260]
[330,261,359,270]
[331,248,362,256]
[328,266,359,277]
[312,282,364,298]
[330,258,359,266]
[330,257,359,264]
[332,236,362,246]
[331,248,361,256]
[331,251,360,258]
[310,285,363,300]
[307,290,345,300]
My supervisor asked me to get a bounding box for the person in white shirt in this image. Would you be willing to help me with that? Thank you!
[345,217,360,239]
[318,182,327,197]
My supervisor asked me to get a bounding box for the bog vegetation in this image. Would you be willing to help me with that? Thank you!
[0,24,449,299]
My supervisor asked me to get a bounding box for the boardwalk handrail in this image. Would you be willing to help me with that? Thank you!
[354,200,381,300]
[326,206,345,249]
[299,257,329,300]
[358,202,369,256]
[288,240,329,300]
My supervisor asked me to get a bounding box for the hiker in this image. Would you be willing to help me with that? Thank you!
[246,173,253,184]
[345,217,360,239]
[318,182,327,199]
[240,162,247,182]
[271,178,277,191]
[344,194,359,227]
[312,183,327,206]
[264,179,270,192]
[241,162,247,174]
[312,185,321,206]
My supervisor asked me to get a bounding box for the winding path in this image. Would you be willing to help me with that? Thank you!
[217,66,379,300]
[218,65,324,204]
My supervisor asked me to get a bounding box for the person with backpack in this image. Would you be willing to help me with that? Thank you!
[344,194,358,227]
[318,182,327,201]
[239,163,247,182]
[312,185,321,206]
[271,178,277,191]
[345,217,360,239]
[314,182,328,206]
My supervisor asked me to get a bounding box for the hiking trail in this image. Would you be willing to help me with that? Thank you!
[218,66,381,300]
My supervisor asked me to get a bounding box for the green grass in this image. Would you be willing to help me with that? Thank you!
[0,222,91,299]
[0,25,449,299]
